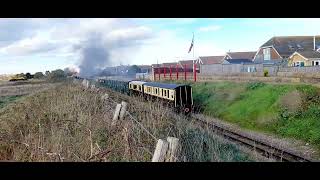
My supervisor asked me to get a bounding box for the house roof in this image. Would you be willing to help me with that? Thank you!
[226,51,256,60]
[138,65,151,69]
[151,64,161,67]
[224,58,253,64]
[261,36,320,57]
[199,56,224,65]
[162,62,178,67]
[293,50,320,59]
[179,60,195,65]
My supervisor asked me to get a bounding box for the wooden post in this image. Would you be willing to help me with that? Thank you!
[101,94,109,101]
[166,137,180,162]
[112,104,122,126]
[119,101,128,121]
[152,139,169,162]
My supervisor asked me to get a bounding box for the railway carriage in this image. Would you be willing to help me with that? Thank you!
[97,78,193,114]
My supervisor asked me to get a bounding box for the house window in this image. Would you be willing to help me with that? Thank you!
[293,61,305,67]
[263,48,271,61]
[312,60,320,66]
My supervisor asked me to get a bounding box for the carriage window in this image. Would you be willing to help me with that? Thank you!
[138,85,141,91]
[164,89,167,97]
[155,88,158,94]
[133,85,137,89]
[167,90,170,98]
[161,89,163,96]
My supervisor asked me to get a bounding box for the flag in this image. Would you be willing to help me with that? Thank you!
[188,34,194,53]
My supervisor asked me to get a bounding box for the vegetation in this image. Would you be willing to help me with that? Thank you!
[0,83,257,161]
[0,95,23,109]
[128,65,141,75]
[191,81,320,148]
[33,72,45,79]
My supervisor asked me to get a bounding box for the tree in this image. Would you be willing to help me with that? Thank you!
[34,72,45,79]
[47,69,67,82]
[128,65,141,75]
[25,72,33,79]
[45,71,51,77]
[64,67,76,76]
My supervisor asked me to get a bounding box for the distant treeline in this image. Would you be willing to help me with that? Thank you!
[9,68,77,82]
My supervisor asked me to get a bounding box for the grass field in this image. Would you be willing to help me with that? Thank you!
[189,81,320,149]
[0,82,262,162]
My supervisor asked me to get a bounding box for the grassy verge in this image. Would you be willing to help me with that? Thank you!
[187,80,320,149]
[0,83,258,161]
[0,95,24,109]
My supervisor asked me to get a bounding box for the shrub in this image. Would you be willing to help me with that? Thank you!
[46,69,67,82]
[33,72,45,79]
[263,69,269,77]
[246,82,266,90]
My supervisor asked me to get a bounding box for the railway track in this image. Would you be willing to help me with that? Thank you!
[83,78,316,162]
[192,115,314,162]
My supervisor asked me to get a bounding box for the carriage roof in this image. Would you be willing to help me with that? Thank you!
[143,82,190,89]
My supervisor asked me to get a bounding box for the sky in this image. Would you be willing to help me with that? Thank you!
[1,18,320,74]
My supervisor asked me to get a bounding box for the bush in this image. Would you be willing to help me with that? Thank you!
[34,72,45,79]
[46,69,67,82]
[263,69,269,77]
[246,82,266,90]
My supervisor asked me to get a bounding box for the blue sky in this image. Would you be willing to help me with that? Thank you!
[1,18,320,74]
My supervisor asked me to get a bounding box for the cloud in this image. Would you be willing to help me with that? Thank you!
[198,25,222,32]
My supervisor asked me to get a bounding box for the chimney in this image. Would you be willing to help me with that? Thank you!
[314,36,316,50]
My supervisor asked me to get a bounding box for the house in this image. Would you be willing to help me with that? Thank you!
[178,59,197,68]
[197,56,225,65]
[224,51,256,60]
[223,58,254,64]
[253,36,320,64]
[288,50,320,67]
[162,62,178,67]
[137,65,152,73]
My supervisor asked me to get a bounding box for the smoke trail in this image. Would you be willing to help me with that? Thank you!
[78,33,110,77]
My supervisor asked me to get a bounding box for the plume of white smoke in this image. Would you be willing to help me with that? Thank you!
[78,32,110,77]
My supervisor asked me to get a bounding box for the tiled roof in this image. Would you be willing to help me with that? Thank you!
[295,50,320,59]
[199,56,224,65]
[261,36,320,57]
[226,51,256,60]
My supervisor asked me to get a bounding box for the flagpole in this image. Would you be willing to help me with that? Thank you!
[193,32,195,59]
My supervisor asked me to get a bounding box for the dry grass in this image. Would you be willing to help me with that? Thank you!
[0,82,259,162]
[0,81,58,97]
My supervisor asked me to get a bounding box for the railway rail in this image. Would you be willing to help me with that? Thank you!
[81,78,316,162]
[192,115,314,162]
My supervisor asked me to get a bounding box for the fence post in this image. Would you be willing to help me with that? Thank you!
[112,104,122,126]
[152,139,169,162]
[119,101,128,121]
[166,137,180,162]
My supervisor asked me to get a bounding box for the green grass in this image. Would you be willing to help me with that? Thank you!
[190,81,320,148]
[0,95,23,109]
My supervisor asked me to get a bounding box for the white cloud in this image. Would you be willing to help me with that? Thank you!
[198,25,222,32]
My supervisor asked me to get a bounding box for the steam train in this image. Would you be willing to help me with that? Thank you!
[96,79,193,114]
